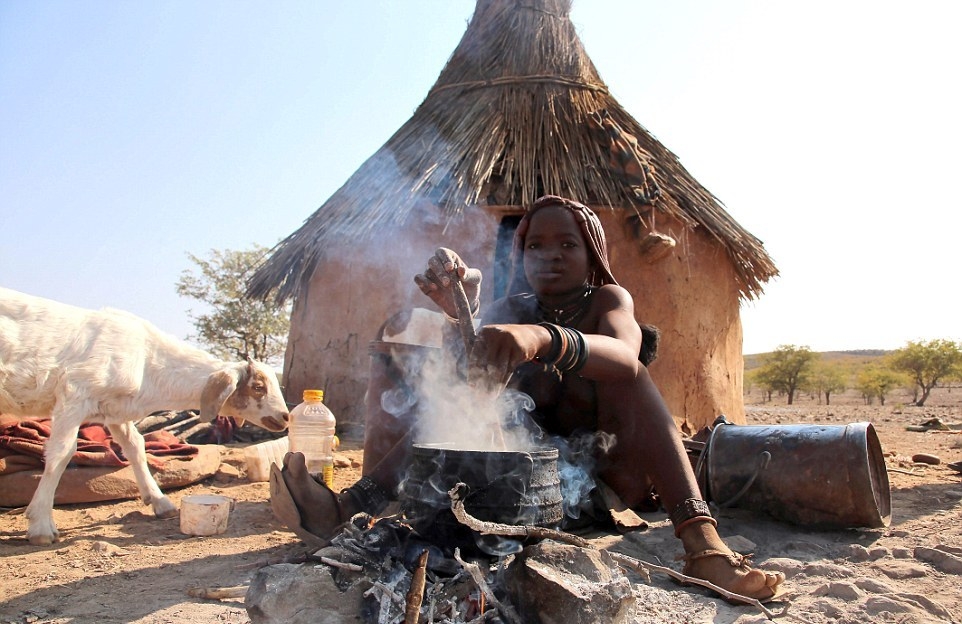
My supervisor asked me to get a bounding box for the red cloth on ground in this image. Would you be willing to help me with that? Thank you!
[0,417,198,475]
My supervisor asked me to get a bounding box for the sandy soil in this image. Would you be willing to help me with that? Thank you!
[1,388,960,624]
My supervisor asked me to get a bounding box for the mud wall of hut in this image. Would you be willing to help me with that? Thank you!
[598,211,746,431]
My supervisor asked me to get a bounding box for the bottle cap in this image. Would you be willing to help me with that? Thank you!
[302,389,325,402]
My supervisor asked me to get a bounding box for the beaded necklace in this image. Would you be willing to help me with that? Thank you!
[537,284,594,327]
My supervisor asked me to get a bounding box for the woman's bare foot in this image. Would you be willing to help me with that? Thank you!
[679,521,785,601]
[269,452,360,542]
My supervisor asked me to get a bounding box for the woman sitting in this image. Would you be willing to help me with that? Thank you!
[271,194,784,601]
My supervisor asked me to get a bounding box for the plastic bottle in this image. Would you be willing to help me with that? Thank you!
[287,389,336,488]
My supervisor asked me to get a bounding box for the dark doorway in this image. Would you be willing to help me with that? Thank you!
[493,215,521,299]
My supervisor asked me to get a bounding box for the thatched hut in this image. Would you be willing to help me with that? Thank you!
[247,0,777,432]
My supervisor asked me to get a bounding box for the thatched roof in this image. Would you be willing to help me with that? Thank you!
[248,0,777,302]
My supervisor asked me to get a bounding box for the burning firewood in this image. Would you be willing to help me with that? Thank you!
[366,580,406,623]
[404,549,430,624]
[452,549,522,624]
[447,483,790,620]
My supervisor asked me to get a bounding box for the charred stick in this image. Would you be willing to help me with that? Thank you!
[365,581,405,623]
[453,549,523,624]
[448,483,591,548]
[318,556,364,572]
[404,549,430,624]
[448,483,787,620]
[602,551,650,583]
[466,609,502,623]
[177,421,212,441]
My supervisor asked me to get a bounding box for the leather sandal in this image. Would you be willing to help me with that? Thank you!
[269,462,346,548]
[681,548,783,603]
[682,548,753,574]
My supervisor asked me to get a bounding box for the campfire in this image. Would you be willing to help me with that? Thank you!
[241,312,789,622]
[242,480,784,624]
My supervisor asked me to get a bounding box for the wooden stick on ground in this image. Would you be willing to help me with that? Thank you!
[186,585,248,600]
[447,483,789,620]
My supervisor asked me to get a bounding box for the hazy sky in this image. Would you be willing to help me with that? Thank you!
[2,1,959,354]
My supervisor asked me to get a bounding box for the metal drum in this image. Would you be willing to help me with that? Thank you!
[706,421,891,528]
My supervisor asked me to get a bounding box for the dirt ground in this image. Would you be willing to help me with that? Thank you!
[1,388,960,624]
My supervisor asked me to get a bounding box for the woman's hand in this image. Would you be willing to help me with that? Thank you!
[470,324,550,385]
[413,247,482,320]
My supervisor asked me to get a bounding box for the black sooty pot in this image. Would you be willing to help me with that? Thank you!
[399,443,563,554]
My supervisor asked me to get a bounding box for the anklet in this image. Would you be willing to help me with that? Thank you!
[670,498,716,537]
[673,515,718,537]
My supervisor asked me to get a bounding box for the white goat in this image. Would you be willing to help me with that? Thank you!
[0,286,290,545]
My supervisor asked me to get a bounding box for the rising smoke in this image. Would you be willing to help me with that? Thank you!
[378,341,612,529]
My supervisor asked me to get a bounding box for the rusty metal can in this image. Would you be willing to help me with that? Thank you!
[705,421,891,529]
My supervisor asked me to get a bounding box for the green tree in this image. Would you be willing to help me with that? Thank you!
[887,339,962,406]
[809,361,848,405]
[744,368,771,402]
[756,345,817,404]
[176,245,291,365]
[855,365,903,406]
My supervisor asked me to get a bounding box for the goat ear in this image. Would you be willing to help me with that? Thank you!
[199,369,240,422]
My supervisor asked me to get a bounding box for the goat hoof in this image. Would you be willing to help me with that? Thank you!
[153,497,178,519]
[27,531,58,546]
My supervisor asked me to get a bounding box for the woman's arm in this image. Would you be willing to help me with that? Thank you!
[474,285,643,383]
[577,285,643,380]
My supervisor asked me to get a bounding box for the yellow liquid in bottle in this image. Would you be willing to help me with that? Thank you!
[320,462,334,489]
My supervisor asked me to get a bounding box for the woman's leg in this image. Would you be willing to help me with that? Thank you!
[595,367,695,510]
[596,366,784,600]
